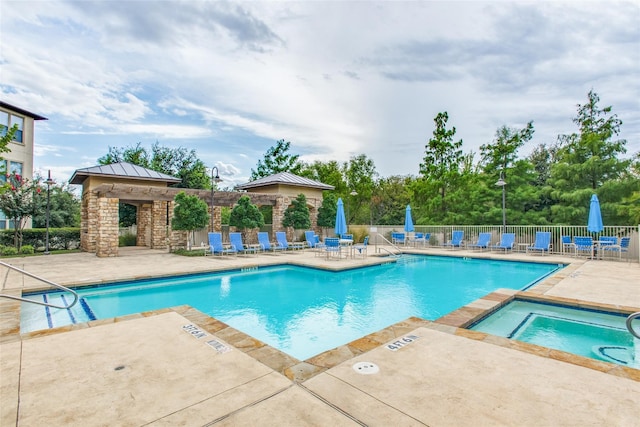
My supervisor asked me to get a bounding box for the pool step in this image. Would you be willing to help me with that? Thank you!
[20,294,95,332]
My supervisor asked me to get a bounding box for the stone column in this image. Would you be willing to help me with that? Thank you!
[209,206,221,232]
[80,191,99,253]
[272,196,289,238]
[150,200,169,249]
[137,203,152,246]
[96,197,119,257]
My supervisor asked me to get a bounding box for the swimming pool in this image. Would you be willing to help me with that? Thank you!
[470,299,639,368]
[21,255,562,360]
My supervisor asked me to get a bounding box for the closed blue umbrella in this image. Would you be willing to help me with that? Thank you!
[587,194,603,233]
[335,198,347,237]
[404,205,414,232]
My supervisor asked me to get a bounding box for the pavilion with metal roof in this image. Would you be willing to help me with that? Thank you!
[70,163,333,257]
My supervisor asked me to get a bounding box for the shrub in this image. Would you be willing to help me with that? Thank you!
[20,245,34,254]
[119,233,137,247]
[0,228,80,250]
[1,246,18,256]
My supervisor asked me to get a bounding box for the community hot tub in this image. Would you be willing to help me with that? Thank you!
[469,299,640,369]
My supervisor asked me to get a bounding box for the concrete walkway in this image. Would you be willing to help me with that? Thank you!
[1,247,639,426]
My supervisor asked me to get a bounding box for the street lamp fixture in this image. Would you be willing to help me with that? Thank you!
[44,170,55,255]
[495,172,507,233]
[210,166,222,232]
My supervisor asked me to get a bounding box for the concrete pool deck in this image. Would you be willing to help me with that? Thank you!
[1,246,639,425]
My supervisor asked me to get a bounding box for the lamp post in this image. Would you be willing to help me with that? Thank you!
[44,170,55,255]
[495,171,507,233]
[210,166,222,232]
[348,190,358,224]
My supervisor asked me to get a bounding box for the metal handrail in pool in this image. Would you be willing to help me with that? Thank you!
[626,312,640,339]
[0,261,78,309]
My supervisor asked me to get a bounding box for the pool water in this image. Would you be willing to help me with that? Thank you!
[470,300,639,368]
[22,255,561,360]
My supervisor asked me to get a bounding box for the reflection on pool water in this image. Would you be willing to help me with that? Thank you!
[21,255,562,360]
[470,299,639,368]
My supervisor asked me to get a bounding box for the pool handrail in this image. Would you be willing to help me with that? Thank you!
[626,312,640,339]
[0,261,78,309]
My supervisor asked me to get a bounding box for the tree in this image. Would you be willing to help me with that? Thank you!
[415,112,465,221]
[0,123,18,160]
[0,173,42,248]
[550,90,634,224]
[172,192,210,249]
[372,175,412,225]
[98,142,210,189]
[300,160,347,194]
[344,154,377,223]
[229,195,265,230]
[32,182,80,228]
[282,193,311,229]
[250,139,303,180]
[317,192,337,228]
[479,122,534,174]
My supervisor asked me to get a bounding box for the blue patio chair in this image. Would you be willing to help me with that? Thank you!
[490,233,515,253]
[574,236,594,259]
[324,237,342,260]
[443,230,464,249]
[353,236,369,258]
[258,232,285,255]
[391,232,406,245]
[561,235,576,255]
[602,237,630,261]
[276,231,305,251]
[467,232,491,251]
[305,230,326,256]
[526,231,552,255]
[409,232,428,247]
[207,232,237,257]
[229,232,259,256]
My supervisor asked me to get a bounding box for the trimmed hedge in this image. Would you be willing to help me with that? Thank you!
[0,228,80,251]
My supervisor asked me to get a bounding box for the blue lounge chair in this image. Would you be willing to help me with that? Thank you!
[276,231,305,251]
[409,232,429,247]
[258,232,285,254]
[324,237,342,259]
[305,230,326,256]
[490,233,515,253]
[574,236,594,259]
[467,232,491,251]
[526,231,552,255]
[561,235,576,255]
[207,232,237,257]
[602,237,631,261]
[391,232,406,245]
[229,232,259,256]
[353,236,369,258]
[443,230,464,249]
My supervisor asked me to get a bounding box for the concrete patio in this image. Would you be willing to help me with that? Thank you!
[1,246,639,426]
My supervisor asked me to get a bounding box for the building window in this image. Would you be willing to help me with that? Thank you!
[0,111,24,143]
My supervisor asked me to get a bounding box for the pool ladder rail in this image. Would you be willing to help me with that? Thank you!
[0,261,78,309]
[373,234,403,257]
[627,312,640,339]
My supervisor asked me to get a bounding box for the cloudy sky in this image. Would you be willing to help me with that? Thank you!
[1,1,638,189]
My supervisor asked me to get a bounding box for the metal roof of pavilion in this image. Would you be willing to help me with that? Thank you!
[235,172,334,191]
[69,162,182,185]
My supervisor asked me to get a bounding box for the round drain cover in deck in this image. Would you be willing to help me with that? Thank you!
[353,362,379,374]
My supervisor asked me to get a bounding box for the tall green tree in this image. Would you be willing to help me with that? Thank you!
[317,192,337,228]
[32,182,80,228]
[250,139,303,180]
[415,112,465,221]
[344,154,377,223]
[282,193,311,229]
[300,160,347,194]
[550,90,634,224]
[98,142,209,189]
[172,192,210,248]
[373,175,412,225]
[229,195,265,230]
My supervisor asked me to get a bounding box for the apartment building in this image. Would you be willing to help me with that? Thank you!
[0,101,48,229]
